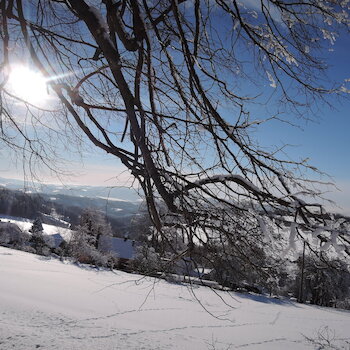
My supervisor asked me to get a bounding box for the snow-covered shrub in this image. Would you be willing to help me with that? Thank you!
[205,238,268,292]
[0,222,29,248]
[68,229,100,265]
[68,226,114,267]
[76,209,112,248]
[52,240,68,258]
[0,222,20,244]
[336,298,350,310]
[29,231,51,256]
[304,326,349,349]
[54,240,69,257]
[103,252,119,269]
[67,209,116,266]
[22,246,37,254]
[129,246,164,275]
[295,255,350,307]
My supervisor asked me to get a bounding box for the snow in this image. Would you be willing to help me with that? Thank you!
[0,215,73,242]
[88,6,109,33]
[193,174,261,194]
[98,236,138,260]
[267,71,277,88]
[0,246,350,349]
[97,196,135,203]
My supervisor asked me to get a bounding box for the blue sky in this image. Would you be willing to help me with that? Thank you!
[1,3,349,214]
[253,31,350,214]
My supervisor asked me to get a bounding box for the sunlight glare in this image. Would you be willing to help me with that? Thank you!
[8,65,49,105]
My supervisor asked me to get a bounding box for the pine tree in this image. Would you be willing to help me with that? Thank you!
[29,218,47,255]
[29,218,43,235]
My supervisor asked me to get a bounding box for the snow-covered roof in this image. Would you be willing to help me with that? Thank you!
[98,235,139,260]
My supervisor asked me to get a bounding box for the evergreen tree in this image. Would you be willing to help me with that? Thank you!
[29,218,48,255]
[29,218,43,235]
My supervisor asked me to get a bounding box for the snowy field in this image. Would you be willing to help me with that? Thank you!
[0,246,349,350]
[0,215,72,241]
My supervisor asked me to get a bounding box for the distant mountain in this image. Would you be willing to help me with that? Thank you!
[0,176,142,202]
[40,192,141,220]
[0,177,145,234]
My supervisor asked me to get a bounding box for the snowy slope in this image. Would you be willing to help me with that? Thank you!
[0,246,349,350]
[0,215,72,241]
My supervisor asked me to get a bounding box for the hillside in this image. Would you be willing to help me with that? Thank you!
[0,176,141,202]
[0,184,141,234]
[0,246,349,350]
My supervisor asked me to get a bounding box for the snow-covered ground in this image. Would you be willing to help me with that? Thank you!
[0,215,72,241]
[0,246,349,350]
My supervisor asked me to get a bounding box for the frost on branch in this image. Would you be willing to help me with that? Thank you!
[1,0,350,275]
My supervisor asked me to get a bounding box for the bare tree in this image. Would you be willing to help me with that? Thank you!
[0,0,349,271]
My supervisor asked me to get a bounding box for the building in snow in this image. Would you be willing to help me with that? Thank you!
[98,235,140,267]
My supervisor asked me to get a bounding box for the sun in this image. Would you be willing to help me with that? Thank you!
[8,65,50,105]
